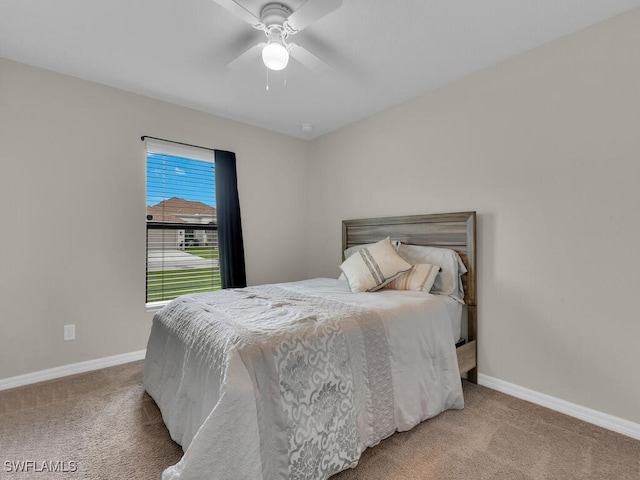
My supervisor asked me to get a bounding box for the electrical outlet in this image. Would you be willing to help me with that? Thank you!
[63,324,75,341]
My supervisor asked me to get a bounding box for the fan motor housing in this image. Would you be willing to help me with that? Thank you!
[260,3,291,27]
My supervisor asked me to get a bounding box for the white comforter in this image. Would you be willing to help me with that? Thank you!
[143,278,463,480]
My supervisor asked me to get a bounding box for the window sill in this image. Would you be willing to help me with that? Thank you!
[145,300,171,313]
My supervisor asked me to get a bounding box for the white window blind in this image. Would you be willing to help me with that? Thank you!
[145,138,220,307]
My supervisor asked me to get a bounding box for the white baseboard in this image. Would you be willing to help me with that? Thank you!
[478,373,640,441]
[0,350,146,392]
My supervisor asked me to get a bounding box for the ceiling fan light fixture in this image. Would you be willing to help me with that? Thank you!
[262,40,289,71]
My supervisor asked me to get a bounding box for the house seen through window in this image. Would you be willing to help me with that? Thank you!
[145,139,221,306]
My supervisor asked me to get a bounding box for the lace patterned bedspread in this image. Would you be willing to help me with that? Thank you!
[143,279,463,480]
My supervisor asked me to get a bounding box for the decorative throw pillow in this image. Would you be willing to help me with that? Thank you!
[385,263,440,292]
[396,244,467,300]
[340,237,411,292]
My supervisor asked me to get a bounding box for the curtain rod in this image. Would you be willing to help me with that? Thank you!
[140,135,216,153]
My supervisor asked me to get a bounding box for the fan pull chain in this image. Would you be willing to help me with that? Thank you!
[265,67,288,91]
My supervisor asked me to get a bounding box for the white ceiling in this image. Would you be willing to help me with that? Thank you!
[2,0,640,139]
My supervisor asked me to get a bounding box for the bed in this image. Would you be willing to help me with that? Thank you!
[143,211,477,480]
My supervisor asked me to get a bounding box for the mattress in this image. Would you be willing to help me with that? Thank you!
[285,277,463,343]
[143,277,463,480]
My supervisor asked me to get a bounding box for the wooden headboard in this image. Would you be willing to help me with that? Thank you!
[342,211,478,382]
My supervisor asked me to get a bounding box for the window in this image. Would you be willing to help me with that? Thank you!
[145,138,221,307]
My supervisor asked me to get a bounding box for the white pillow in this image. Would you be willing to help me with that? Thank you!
[344,240,400,260]
[385,263,440,292]
[340,237,411,292]
[396,244,467,300]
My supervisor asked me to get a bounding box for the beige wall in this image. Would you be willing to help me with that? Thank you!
[0,58,308,379]
[306,9,640,424]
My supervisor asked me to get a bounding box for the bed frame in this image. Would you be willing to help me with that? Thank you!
[342,211,477,383]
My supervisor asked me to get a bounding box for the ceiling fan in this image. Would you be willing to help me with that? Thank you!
[214,0,343,72]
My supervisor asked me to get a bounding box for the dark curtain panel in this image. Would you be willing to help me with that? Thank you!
[215,150,247,288]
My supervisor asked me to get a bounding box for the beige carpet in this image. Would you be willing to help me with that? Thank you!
[1,361,638,479]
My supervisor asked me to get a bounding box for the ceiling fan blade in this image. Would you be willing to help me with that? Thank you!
[211,0,263,29]
[284,0,343,34]
[227,43,265,69]
[288,43,330,73]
